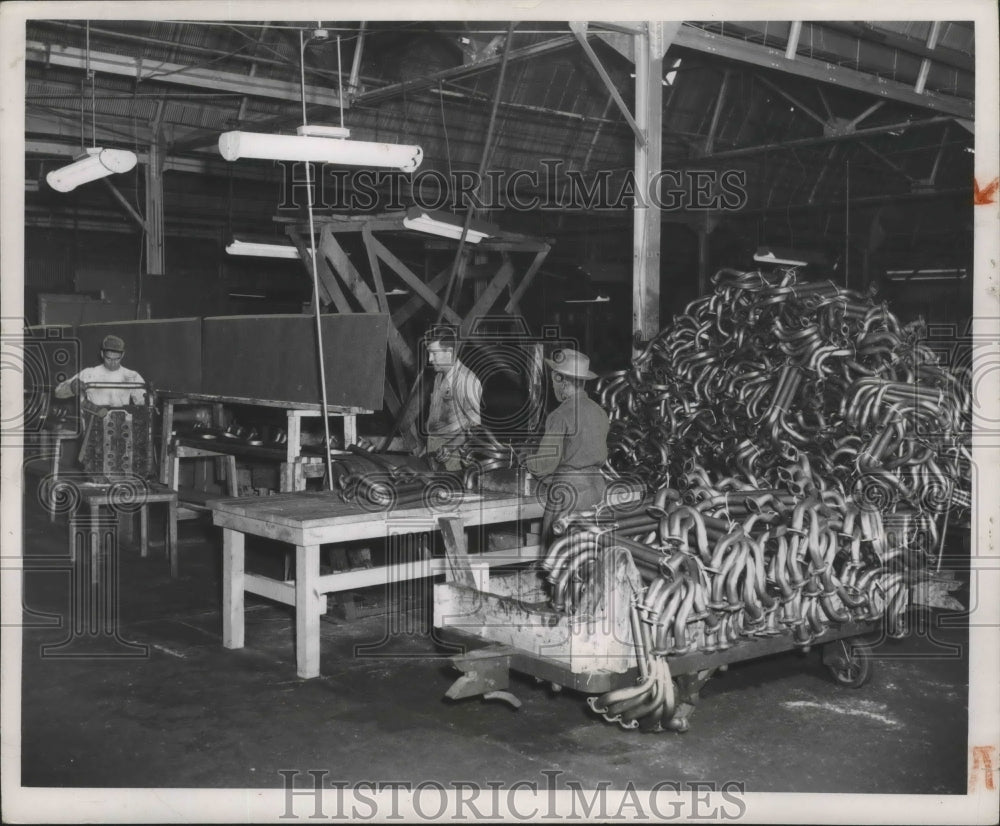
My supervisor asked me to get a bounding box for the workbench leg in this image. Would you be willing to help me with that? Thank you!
[295,543,322,679]
[159,399,174,486]
[139,504,149,558]
[212,403,226,482]
[222,528,245,650]
[167,499,178,578]
[343,415,357,449]
[90,503,100,587]
[286,412,301,469]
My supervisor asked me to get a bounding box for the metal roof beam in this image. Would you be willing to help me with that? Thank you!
[672,115,956,164]
[26,40,345,109]
[569,22,644,147]
[671,25,973,120]
[352,34,576,106]
[819,22,974,74]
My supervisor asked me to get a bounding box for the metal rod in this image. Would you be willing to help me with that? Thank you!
[348,22,366,97]
[300,30,307,128]
[844,159,850,289]
[377,23,516,453]
[439,21,517,319]
[300,29,334,489]
[337,35,344,130]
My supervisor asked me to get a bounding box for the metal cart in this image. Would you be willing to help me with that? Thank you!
[435,560,878,731]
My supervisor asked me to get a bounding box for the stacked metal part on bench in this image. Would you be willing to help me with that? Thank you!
[541,268,971,732]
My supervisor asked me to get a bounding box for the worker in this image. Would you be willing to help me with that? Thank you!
[424,328,482,471]
[523,347,610,540]
[54,334,148,416]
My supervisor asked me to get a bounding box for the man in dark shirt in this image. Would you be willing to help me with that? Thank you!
[523,348,610,539]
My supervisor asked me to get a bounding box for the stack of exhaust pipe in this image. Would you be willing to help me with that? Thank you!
[547,269,970,731]
[596,269,970,518]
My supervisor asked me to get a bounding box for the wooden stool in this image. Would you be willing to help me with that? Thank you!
[169,443,238,497]
[41,428,79,521]
[69,483,179,581]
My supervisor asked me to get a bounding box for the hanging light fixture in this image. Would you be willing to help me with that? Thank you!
[46,147,138,192]
[219,125,423,171]
[218,26,423,173]
[402,207,496,244]
[46,22,137,193]
[225,238,302,259]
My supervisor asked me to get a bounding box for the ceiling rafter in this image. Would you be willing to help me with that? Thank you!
[671,25,973,120]
[26,40,346,109]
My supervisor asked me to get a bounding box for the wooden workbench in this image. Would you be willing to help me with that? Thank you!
[210,489,544,678]
[159,392,372,493]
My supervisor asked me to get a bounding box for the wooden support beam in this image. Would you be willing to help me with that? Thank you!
[504,246,551,313]
[361,225,407,398]
[366,233,463,325]
[392,267,453,329]
[319,226,417,374]
[144,140,165,275]
[461,257,516,336]
[633,22,662,346]
[286,227,349,312]
[438,517,476,588]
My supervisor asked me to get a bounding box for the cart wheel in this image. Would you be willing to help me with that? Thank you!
[825,639,873,688]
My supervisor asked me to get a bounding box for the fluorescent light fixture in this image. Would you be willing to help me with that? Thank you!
[402,207,496,244]
[226,239,301,259]
[565,295,610,304]
[218,125,423,172]
[754,247,808,268]
[885,267,967,281]
[384,288,409,297]
[45,147,138,193]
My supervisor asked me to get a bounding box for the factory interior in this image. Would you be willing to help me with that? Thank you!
[3,7,998,823]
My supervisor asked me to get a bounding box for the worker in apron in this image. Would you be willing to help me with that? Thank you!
[424,328,482,472]
[523,348,610,540]
[54,334,149,468]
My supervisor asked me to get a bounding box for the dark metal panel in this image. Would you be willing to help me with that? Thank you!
[201,313,388,410]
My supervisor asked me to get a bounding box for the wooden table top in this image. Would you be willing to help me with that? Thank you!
[209,489,543,532]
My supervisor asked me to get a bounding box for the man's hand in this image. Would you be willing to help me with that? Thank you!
[95,407,109,419]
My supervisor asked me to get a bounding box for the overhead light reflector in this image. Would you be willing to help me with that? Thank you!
[218,126,423,172]
[754,246,809,268]
[226,239,301,259]
[402,207,496,244]
[46,147,138,193]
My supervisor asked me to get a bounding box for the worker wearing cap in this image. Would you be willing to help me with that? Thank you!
[523,348,610,539]
[425,329,482,472]
[54,334,148,414]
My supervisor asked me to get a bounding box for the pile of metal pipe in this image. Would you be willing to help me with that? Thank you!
[544,270,971,731]
[548,487,912,732]
[596,269,971,520]
[337,468,464,511]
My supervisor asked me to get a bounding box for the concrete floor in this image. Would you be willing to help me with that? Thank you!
[17,499,970,798]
